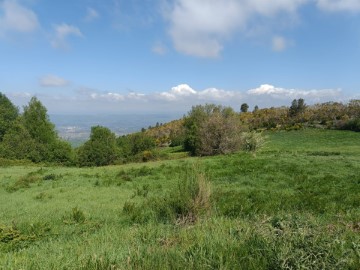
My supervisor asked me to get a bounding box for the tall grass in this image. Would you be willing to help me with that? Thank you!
[0,129,359,269]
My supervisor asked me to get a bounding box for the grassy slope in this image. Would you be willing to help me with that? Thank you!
[0,129,359,269]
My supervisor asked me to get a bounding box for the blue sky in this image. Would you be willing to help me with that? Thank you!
[1,0,360,114]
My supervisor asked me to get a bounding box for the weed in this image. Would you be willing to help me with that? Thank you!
[5,174,42,192]
[125,165,211,225]
[63,207,86,224]
[34,192,53,200]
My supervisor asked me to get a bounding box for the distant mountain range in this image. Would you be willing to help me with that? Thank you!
[50,113,183,145]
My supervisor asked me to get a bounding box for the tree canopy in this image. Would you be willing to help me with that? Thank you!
[0,92,19,141]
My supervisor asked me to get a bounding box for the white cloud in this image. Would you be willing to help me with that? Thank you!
[40,75,69,87]
[7,83,348,114]
[248,84,341,99]
[85,7,99,22]
[51,23,83,49]
[90,92,125,101]
[158,84,240,102]
[0,0,39,37]
[165,0,307,58]
[316,0,360,12]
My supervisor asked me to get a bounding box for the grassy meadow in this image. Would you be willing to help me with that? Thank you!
[0,129,359,269]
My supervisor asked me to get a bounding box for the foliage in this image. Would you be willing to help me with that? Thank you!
[341,117,360,132]
[198,111,243,156]
[77,126,118,167]
[183,104,242,156]
[0,92,18,141]
[241,131,267,153]
[116,132,156,162]
[0,118,40,162]
[289,98,306,117]
[240,103,249,113]
[22,97,57,145]
[0,96,73,164]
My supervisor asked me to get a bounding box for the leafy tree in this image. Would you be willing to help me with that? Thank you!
[117,132,156,160]
[0,117,40,162]
[253,105,259,112]
[22,97,57,145]
[129,133,156,155]
[240,103,249,113]
[289,98,306,117]
[77,126,118,166]
[0,92,19,141]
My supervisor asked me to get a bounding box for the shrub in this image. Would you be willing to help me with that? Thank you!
[183,104,243,156]
[342,118,360,132]
[241,131,267,154]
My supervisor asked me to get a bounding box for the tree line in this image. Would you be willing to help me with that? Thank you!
[1,92,359,167]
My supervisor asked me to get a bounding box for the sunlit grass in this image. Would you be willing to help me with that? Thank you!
[0,129,359,269]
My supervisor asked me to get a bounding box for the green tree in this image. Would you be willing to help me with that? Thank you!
[289,98,306,117]
[77,126,118,167]
[22,97,57,145]
[0,117,40,162]
[0,92,19,141]
[116,132,156,161]
[240,103,249,113]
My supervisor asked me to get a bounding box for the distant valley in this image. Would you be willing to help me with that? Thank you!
[50,113,182,145]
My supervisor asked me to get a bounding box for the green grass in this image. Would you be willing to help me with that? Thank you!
[0,129,359,269]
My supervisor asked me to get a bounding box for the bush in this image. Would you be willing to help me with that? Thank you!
[241,131,267,154]
[183,104,242,156]
[342,118,360,132]
[77,126,118,167]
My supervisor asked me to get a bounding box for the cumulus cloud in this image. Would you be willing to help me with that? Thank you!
[51,23,83,49]
[248,84,342,99]
[158,84,240,102]
[40,75,69,87]
[165,0,307,58]
[0,0,39,37]
[316,0,360,12]
[85,7,99,22]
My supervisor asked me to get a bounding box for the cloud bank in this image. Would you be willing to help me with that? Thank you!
[7,83,344,114]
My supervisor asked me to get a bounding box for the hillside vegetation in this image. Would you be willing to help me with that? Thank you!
[1,129,359,269]
[1,93,359,167]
